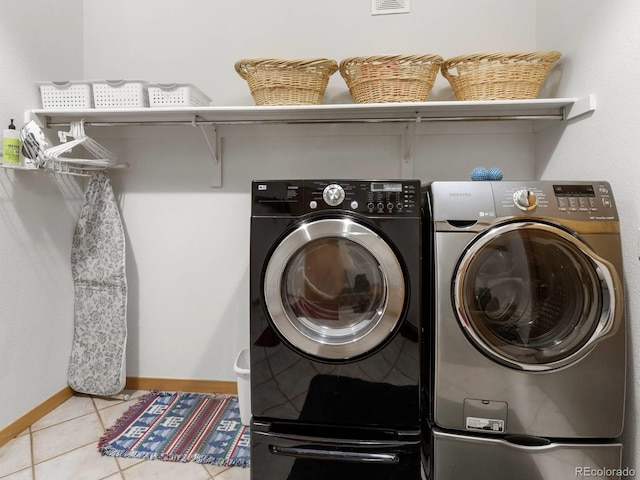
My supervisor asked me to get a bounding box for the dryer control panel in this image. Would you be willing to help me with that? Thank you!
[252,179,420,217]
[429,181,618,224]
[493,181,617,221]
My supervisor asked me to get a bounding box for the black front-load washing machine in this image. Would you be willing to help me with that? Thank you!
[250,179,422,480]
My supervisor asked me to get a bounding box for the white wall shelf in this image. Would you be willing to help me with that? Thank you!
[24,96,595,186]
[28,97,592,127]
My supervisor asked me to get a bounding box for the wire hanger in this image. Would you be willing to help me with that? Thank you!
[44,120,117,169]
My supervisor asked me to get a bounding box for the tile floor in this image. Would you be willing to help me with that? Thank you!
[0,390,250,480]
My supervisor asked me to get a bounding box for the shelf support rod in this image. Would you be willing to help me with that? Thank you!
[199,124,219,164]
[401,115,420,179]
[40,114,565,129]
[197,122,221,187]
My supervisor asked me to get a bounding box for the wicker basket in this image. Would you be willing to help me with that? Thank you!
[235,58,339,105]
[339,54,443,103]
[441,51,561,101]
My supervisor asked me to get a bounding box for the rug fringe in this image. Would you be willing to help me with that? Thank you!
[194,453,250,468]
[97,390,158,451]
[159,452,192,463]
[100,444,159,461]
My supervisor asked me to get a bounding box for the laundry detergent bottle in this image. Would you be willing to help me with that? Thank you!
[3,119,21,165]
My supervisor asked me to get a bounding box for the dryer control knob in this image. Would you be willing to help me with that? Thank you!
[323,184,345,206]
[513,189,538,211]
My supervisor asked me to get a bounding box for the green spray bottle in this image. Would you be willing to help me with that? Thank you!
[3,119,21,165]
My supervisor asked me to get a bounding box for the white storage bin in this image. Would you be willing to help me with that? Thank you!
[148,83,211,107]
[38,81,93,109]
[233,348,251,426]
[93,80,149,108]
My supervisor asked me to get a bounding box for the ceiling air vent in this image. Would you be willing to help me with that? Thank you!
[371,0,410,15]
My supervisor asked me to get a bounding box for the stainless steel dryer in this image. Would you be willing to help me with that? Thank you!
[422,181,625,479]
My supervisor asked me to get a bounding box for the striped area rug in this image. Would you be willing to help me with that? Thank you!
[98,391,250,467]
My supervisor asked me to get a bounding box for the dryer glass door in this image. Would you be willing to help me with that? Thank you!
[453,222,621,371]
[264,218,406,360]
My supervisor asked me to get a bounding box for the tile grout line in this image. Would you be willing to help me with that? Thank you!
[29,426,36,480]
[30,397,123,480]
[30,405,106,473]
[92,395,127,480]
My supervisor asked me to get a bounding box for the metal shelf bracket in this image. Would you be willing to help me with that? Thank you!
[564,94,596,121]
[401,115,420,179]
[198,123,222,187]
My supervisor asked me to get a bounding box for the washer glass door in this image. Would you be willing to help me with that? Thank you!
[454,222,621,371]
[264,217,405,360]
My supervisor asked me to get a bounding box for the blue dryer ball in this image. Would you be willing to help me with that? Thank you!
[487,167,503,181]
[471,167,489,181]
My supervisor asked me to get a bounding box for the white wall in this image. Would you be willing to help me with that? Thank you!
[0,0,84,430]
[83,0,536,104]
[80,0,537,384]
[536,0,639,469]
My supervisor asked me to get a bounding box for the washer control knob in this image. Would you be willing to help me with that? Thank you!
[513,189,538,211]
[323,184,345,206]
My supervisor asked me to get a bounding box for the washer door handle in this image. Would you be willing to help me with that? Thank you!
[589,253,624,343]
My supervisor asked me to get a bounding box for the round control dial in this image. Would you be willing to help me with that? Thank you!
[323,184,345,206]
[513,189,538,211]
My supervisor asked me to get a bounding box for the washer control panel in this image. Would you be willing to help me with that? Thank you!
[310,180,419,216]
[252,180,420,216]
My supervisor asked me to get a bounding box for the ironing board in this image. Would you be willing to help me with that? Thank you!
[68,172,127,396]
